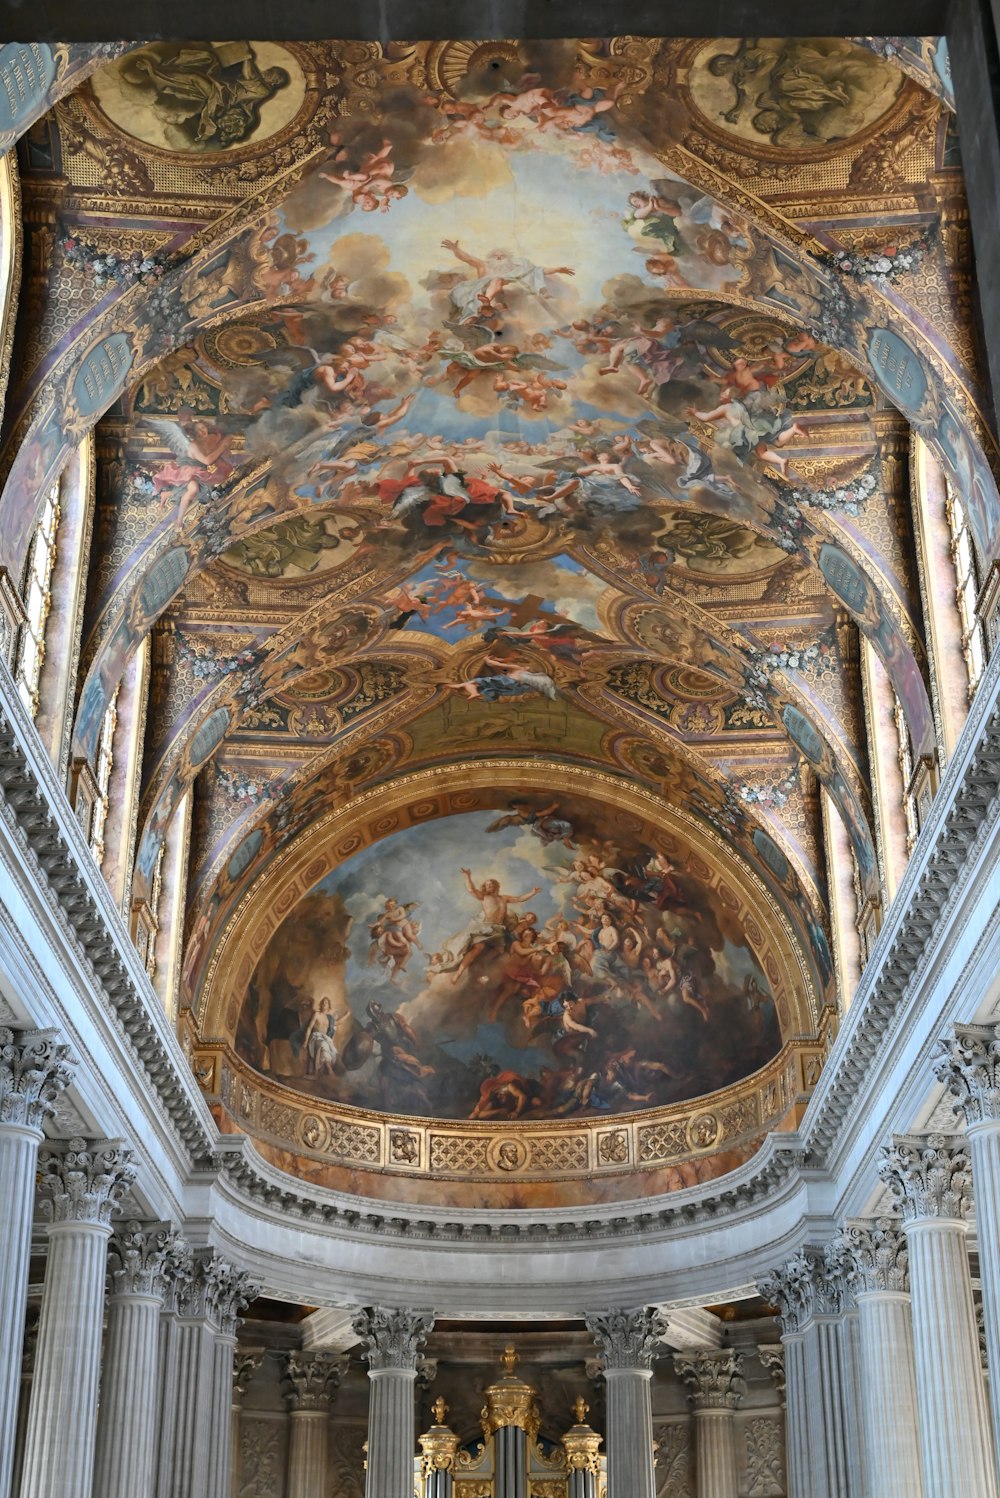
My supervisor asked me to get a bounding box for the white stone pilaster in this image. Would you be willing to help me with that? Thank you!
[355,1306,433,1498]
[19,1138,135,1498]
[0,1028,73,1498]
[835,1220,925,1498]
[880,1133,999,1498]
[936,1021,1000,1482]
[586,1308,663,1498]
[93,1222,179,1498]
[231,1351,263,1498]
[673,1351,744,1498]
[283,1350,345,1498]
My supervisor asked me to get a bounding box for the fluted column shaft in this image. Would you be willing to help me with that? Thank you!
[0,1029,73,1498]
[693,1409,738,1498]
[208,1332,237,1498]
[968,1121,1000,1454]
[0,1126,41,1498]
[19,1139,133,1498]
[367,1369,417,1498]
[94,1292,162,1498]
[286,1411,328,1498]
[93,1223,177,1498]
[603,1369,655,1498]
[20,1220,109,1498]
[804,1315,862,1498]
[856,1290,925,1498]
[907,1218,998,1497]
[780,1334,811,1498]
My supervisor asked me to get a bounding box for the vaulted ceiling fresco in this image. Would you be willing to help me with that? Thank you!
[0,35,988,1206]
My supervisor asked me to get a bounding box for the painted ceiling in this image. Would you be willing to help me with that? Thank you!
[0,35,989,1200]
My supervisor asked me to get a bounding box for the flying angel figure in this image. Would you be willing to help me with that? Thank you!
[145,413,237,521]
[428,325,566,401]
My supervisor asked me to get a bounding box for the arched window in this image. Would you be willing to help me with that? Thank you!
[0,149,22,425]
[15,475,59,716]
[89,686,119,864]
[946,481,987,694]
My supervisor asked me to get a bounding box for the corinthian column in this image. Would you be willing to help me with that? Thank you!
[936,1021,1000,1483]
[0,1028,73,1498]
[283,1351,345,1498]
[155,1249,259,1498]
[673,1351,744,1498]
[354,1306,434,1498]
[586,1308,663,1498]
[834,1219,925,1498]
[880,1133,998,1498]
[761,1244,866,1498]
[93,1222,179,1498]
[19,1138,135,1498]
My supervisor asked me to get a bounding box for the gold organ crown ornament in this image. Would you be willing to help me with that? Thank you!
[481,1343,541,1444]
[562,1397,603,1475]
[419,1398,459,1475]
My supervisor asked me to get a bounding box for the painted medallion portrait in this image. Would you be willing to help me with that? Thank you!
[687,38,904,151]
[90,41,306,153]
[234,794,783,1122]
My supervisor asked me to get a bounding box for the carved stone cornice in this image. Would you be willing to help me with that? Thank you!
[37,1137,135,1227]
[0,1026,75,1130]
[176,1248,260,1335]
[674,1350,745,1411]
[878,1134,972,1223]
[834,1219,909,1294]
[233,1349,264,1403]
[934,1024,1000,1127]
[353,1306,433,1372]
[107,1219,180,1298]
[586,1308,666,1371]
[283,1349,346,1412]
[756,1345,785,1400]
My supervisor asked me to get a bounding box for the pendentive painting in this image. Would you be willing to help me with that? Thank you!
[235,794,783,1121]
[90,42,306,153]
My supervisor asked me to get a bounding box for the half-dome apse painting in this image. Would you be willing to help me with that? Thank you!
[234,794,783,1122]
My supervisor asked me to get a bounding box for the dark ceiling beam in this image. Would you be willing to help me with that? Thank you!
[1,0,947,41]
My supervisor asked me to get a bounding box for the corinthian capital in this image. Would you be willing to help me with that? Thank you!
[107,1220,181,1298]
[177,1248,260,1335]
[0,1027,74,1130]
[585,1308,665,1371]
[283,1350,347,1411]
[935,1024,1000,1126]
[878,1134,971,1223]
[37,1137,135,1226]
[834,1219,909,1294]
[674,1349,745,1410]
[354,1306,434,1371]
[759,1245,847,1332]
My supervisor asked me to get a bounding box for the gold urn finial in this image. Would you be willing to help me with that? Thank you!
[573,1396,590,1425]
[481,1342,540,1444]
[432,1396,449,1426]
